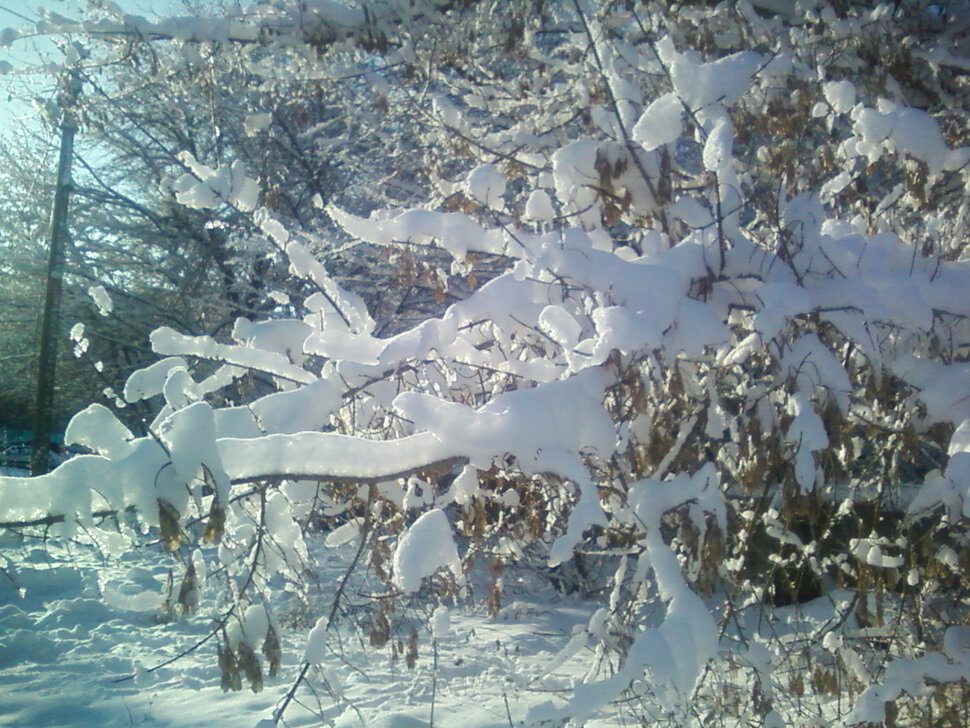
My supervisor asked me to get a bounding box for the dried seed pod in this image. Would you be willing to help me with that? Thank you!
[203,499,226,544]
[177,563,197,615]
[263,625,282,678]
[405,626,418,669]
[158,499,183,552]
[217,641,242,693]
[370,612,390,648]
[237,639,263,693]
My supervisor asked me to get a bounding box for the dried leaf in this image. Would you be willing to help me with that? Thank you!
[486,580,502,618]
[158,498,183,552]
[405,626,418,669]
[218,641,242,692]
[370,612,390,648]
[177,563,197,615]
[371,540,390,583]
[237,639,264,693]
[203,499,226,544]
[263,625,282,678]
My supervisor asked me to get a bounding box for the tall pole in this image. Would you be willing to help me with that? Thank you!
[30,68,81,476]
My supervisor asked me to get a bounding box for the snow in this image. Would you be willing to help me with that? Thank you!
[527,468,723,724]
[249,379,342,434]
[702,117,734,172]
[950,419,970,456]
[781,333,852,411]
[150,327,316,385]
[430,605,450,639]
[4,3,970,726]
[538,304,583,349]
[286,241,375,335]
[88,285,113,316]
[432,94,463,128]
[158,401,230,501]
[65,403,134,460]
[328,206,508,259]
[820,169,853,199]
[551,140,601,229]
[304,615,330,663]
[850,101,964,174]
[632,92,683,150]
[173,154,259,212]
[752,281,811,340]
[591,305,664,356]
[823,80,856,113]
[785,390,828,492]
[523,188,555,222]
[244,112,272,136]
[392,367,615,473]
[232,317,313,364]
[123,357,188,402]
[892,356,970,425]
[849,646,970,724]
[241,605,271,649]
[4,533,620,728]
[656,36,762,117]
[219,431,461,483]
[465,164,506,210]
[325,518,362,547]
[391,509,462,593]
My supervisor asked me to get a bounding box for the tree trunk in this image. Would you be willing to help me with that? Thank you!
[31,69,80,475]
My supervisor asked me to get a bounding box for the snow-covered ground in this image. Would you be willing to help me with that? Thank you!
[0,529,621,728]
[6,490,968,728]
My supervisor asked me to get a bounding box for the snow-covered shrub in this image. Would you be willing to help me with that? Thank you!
[2,1,970,725]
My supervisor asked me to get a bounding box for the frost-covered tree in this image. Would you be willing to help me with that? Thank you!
[0,126,136,432]
[2,1,970,726]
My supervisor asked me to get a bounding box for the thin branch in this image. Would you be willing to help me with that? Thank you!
[228,455,469,488]
[0,508,119,530]
[326,485,375,629]
[273,661,312,724]
[570,0,670,237]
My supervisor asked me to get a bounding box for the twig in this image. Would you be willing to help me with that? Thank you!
[570,0,670,237]
[111,610,230,683]
[503,691,515,728]
[229,455,469,489]
[430,638,439,728]
[280,486,376,725]
[273,661,312,724]
[0,508,120,530]
[326,486,376,630]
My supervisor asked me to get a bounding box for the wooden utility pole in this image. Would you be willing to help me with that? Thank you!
[30,69,81,475]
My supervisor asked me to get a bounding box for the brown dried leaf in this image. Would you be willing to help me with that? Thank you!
[405,626,418,669]
[371,540,391,583]
[177,564,197,615]
[263,625,282,678]
[158,498,183,552]
[218,641,242,692]
[370,612,390,648]
[237,639,264,693]
[203,499,226,544]
[486,580,502,618]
